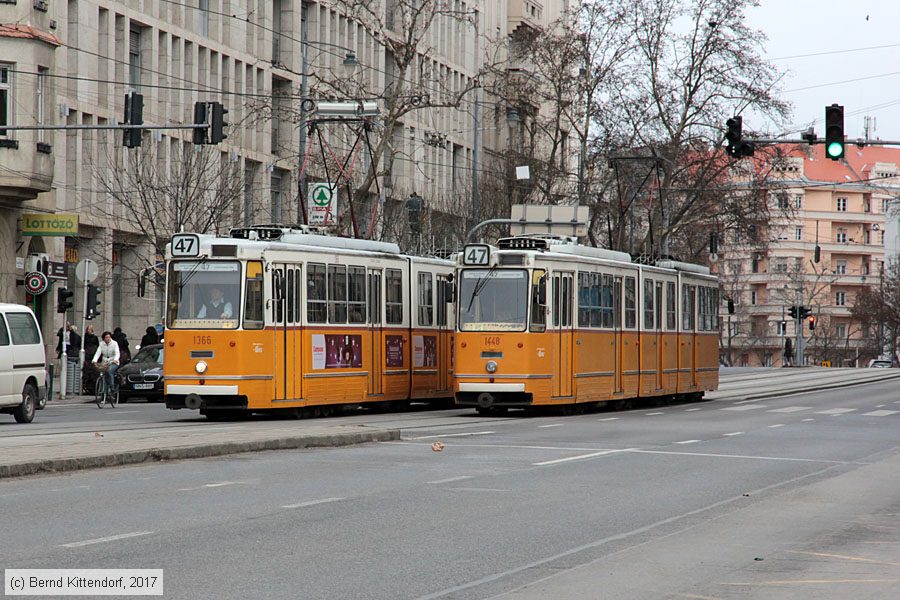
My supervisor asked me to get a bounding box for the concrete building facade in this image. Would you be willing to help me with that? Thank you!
[721,144,898,367]
[0,0,571,353]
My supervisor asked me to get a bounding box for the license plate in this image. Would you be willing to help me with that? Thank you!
[133,383,155,390]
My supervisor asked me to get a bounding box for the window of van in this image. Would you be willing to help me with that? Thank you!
[0,314,9,346]
[6,312,40,345]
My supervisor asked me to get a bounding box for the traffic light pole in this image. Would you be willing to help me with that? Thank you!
[79,281,89,370]
[59,317,67,400]
[796,291,804,367]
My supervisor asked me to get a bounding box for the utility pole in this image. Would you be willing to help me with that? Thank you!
[298,4,310,224]
[470,12,481,227]
[796,286,804,366]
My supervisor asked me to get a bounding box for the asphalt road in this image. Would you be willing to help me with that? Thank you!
[2,380,899,599]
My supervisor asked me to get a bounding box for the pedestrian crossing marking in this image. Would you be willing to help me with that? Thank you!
[816,408,856,415]
[768,406,811,413]
[721,405,768,411]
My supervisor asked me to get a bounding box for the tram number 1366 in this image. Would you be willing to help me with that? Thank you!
[463,244,490,266]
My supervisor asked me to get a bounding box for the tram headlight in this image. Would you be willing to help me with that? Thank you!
[485,360,498,374]
[195,360,209,374]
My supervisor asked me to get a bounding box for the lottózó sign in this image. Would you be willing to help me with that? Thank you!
[21,213,79,237]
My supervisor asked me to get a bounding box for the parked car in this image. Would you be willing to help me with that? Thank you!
[0,304,46,423]
[116,344,164,403]
[867,358,893,368]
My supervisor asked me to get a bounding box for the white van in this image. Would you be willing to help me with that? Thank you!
[0,304,47,423]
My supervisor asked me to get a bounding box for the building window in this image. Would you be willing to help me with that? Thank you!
[750,290,757,305]
[880,230,885,244]
[270,172,282,223]
[795,195,803,209]
[0,63,12,136]
[199,0,210,37]
[774,260,787,273]
[836,324,846,338]
[36,67,47,142]
[836,232,847,244]
[883,198,890,213]
[777,196,789,210]
[836,291,846,306]
[836,261,847,275]
[836,197,847,212]
[795,226,803,241]
[863,198,871,212]
[129,27,143,90]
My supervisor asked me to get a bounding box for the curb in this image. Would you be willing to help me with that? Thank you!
[0,428,400,479]
[711,372,900,403]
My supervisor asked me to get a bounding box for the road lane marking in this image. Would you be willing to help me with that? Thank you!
[786,549,900,566]
[685,408,701,412]
[721,579,900,586]
[177,481,246,492]
[645,412,664,416]
[60,531,153,548]
[597,417,619,421]
[447,487,509,493]
[877,405,885,408]
[628,449,854,464]
[769,424,785,428]
[282,497,345,509]
[428,476,473,485]
[722,432,744,437]
[533,448,635,466]
[816,408,856,415]
[863,410,899,417]
[674,440,700,445]
[721,405,767,411]
[802,418,815,422]
[768,406,811,413]
[537,424,564,428]
[732,399,760,405]
[409,431,495,440]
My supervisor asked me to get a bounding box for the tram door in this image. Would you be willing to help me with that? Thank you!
[367,269,384,397]
[655,282,664,390]
[272,264,301,401]
[552,273,574,398]
[613,276,624,394]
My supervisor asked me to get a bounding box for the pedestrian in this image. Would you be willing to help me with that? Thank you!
[81,324,101,395]
[140,326,159,348]
[83,325,99,358]
[112,327,131,364]
[783,338,794,367]
[92,331,121,395]
[55,322,81,359]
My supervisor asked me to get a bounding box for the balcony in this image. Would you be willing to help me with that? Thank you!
[508,0,544,35]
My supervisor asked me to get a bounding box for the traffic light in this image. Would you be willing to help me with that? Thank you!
[86,284,102,320]
[123,91,144,148]
[814,245,821,263]
[210,102,228,144]
[808,315,817,330]
[56,287,74,314]
[724,116,755,158]
[824,104,844,161]
[799,306,812,320]
[727,298,735,315]
[192,101,209,145]
[406,193,424,235]
[787,305,798,319]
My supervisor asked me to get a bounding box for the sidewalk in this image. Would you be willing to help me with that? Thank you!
[0,422,398,479]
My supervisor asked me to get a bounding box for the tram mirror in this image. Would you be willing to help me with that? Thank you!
[443,280,455,303]
[446,273,454,283]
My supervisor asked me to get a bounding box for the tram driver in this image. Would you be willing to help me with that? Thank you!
[196,286,234,319]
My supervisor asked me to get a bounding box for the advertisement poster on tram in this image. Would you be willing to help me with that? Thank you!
[413,335,438,368]
[325,334,362,368]
[311,334,326,370]
[385,335,403,367]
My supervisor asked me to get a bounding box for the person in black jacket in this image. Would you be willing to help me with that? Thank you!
[82,325,101,394]
[112,327,131,364]
[55,323,81,358]
[140,326,159,348]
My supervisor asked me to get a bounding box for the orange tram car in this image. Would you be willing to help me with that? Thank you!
[453,235,720,415]
[163,226,455,419]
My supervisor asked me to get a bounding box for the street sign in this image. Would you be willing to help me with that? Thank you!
[75,258,98,284]
[45,261,69,280]
[308,183,338,226]
[24,271,49,295]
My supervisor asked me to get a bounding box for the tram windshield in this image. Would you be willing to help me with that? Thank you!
[458,269,528,331]
[167,260,241,329]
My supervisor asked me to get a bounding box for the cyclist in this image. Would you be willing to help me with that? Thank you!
[92,331,121,399]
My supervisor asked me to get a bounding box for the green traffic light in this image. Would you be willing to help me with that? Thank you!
[826,141,844,158]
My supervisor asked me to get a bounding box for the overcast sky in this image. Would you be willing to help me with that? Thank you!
[746,0,900,141]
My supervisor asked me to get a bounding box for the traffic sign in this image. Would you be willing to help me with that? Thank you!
[308,183,338,226]
[24,271,49,295]
[75,258,98,284]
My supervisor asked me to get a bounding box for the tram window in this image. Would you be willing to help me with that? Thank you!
[243,261,264,330]
[552,276,560,327]
[436,275,448,327]
[578,273,589,327]
[601,274,614,328]
[563,276,573,327]
[328,265,348,323]
[666,281,677,330]
[349,267,366,324]
[530,270,547,332]
[386,268,403,324]
[294,268,302,324]
[682,284,696,331]
[624,277,637,329]
[418,272,434,326]
[699,287,709,331]
[711,288,719,330]
[286,269,295,323]
[655,282,663,330]
[590,273,601,328]
[643,279,654,330]
[307,263,327,323]
[273,268,284,323]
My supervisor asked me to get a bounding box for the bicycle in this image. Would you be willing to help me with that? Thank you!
[95,363,119,408]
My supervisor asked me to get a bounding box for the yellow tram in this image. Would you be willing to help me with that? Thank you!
[453,235,719,414]
[163,226,454,419]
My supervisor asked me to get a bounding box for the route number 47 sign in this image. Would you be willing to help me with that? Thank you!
[308,183,338,226]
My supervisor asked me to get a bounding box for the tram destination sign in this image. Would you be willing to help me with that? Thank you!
[463,244,490,266]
